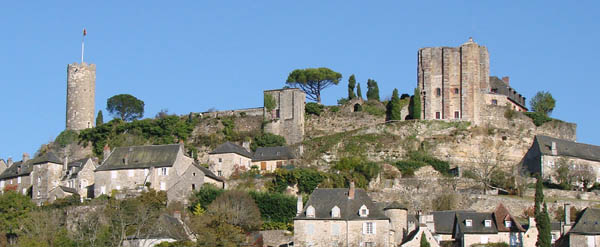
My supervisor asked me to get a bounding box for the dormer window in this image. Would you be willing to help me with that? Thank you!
[465,219,472,227]
[306,205,315,218]
[331,206,340,218]
[505,220,512,228]
[484,220,492,227]
[359,205,369,217]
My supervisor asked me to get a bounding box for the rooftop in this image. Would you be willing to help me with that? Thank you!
[97,144,182,171]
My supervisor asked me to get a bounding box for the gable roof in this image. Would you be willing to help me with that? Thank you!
[209,142,253,158]
[31,152,62,165]
[63,158,94,180]
[193,163,224,182]
[535,135,600,162]
[432,210,474,234]
[493,203,526,232]
[569,207,600,235]
[489,76,527,109]
[295,188,389,221]
[253,146,295,162]
[96,144,182,171]
[455,212,498,234]
[0,160,33,180]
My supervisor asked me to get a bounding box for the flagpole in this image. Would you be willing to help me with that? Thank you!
[81,29,85,64]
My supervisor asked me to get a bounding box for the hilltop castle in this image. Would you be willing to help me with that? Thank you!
[66,62,96,130]
[418,38,527,124]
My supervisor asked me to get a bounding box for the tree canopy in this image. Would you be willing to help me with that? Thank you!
[366,79,380,101]
[356,83,363,99]
[106,94,145,121]
[387,88,402,121]
[347,74,357,100]
[530,91,556,116]
[286,67,342,103]
[96,110,104,125]
[409,88,422,119]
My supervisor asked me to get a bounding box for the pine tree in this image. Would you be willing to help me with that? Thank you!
[356,83,363,99]
[420,232,431,247]
[534,175,552,247]
[409,88,421,119]
[348,74,357,100]
[193,203,206,216]
[96,110,104,126]
[387,89,402,120]
[366,79,380,101]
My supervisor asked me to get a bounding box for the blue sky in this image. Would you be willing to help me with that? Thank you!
[1,1,598,160]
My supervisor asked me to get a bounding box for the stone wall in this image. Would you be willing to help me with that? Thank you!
[294,219,390,247]
[305,110,385,138]
[199,107,263,118]
[66,63,96,130]
[263,88,305,145]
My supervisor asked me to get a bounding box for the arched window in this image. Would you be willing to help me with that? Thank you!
[359,205,369,217]
[436,88,441,96]
[331,205,340,218]
[306,205,315,218]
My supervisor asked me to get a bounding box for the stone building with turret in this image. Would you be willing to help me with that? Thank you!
[66,62,96,130]
[418,38,527,125]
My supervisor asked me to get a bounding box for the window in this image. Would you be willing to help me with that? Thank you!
[492,99,498,105]
[306,205,315,218]
[505,220,512,228]
[17,177,21,184]
[0,181,3,188]
[277,161,283,168]
[491,88,498,93]
[331,224,341,235]
[359,205,369,217]
[363,242,375,247]
[192,172,196,177]
[115,185,121,190]
[454,111,460,119]
[191,184,196,190]
[160,182,166,191]
[161,167,168,176]
[260,162,267,171]
[217,170,222,176]
[484,220,492,227]
[435,112,441,119]
[22,188,26,195]
[331,206,340,218]
[218,158,222,163]
[465,219,472,227]
[481,236,489,244]
[128,170,134,177]
[436,88,441,96]
[37,177,41,186]
[454,88,459,94]
[363,222,375,234]
[111,171,117,179]
[306,223,314,235]
[37,190,40,198]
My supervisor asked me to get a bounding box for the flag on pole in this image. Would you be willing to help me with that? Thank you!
[83,28,87,36]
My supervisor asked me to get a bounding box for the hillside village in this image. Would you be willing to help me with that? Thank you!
[2,38,600,247]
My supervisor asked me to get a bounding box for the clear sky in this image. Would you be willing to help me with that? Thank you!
[1,1,599,160]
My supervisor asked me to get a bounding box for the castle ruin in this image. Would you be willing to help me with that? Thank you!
[263,88,305,145]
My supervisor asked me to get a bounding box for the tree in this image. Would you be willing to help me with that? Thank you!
[366,79,380,101]
[207,190,262,232]
[0,191,35,236]
[420,232,431,247]
[285,67,342,103]
[348,74,357,100]
[190,213,246,247]
[571,164,595,191]
[467,140,504,194]
[106,94,145,121]
[96,110,104,125]
[553,158,572,190]
[251,133,286,151]
[409,88,421,119]
[356,83,363,99]
[534,175,552,247]
[387,89,402,121]
[530,91,556,116]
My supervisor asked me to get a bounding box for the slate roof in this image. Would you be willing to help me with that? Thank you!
[96,144,181,171]
[489,76,527,109]
[193,163,224,182]
[0,160,33,179]
[253,146,295,162]
[569,207,600,235]
[209,142,253,158]
[58,185,78,194]
[384,201,408,210]
[455,212,498,234]
[493,203,526,232]
[31,152,62,165]
[295,188,389,221]
[432,210,475,234]
[535,135,600,162]
[63,158,94,180]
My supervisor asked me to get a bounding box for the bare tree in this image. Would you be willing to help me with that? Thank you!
[466,140,507,194]
[572,164,595,191]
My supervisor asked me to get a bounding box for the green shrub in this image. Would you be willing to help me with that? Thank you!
[332,156,381,189]
[393,151,450,175]
[250,133,286,152]
[188,184,224,211]
[305,102,325,116]
[337,97,349,105]
[264,93,276,112]
[363,101,385,116]
[504,107,516,120]
[249,191,297,225]
[55,130,79,148]
[524,112,552,126]
[329,106,340,113]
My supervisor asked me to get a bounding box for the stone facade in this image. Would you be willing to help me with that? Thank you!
[31,160,64,204]
[208,152,252,178]
[66,62,96,130]
[263,88,305,145]
[294,219,390,247]
[61,158,96,199]
[418,38,526,125]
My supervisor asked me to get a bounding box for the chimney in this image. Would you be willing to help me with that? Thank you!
[63,155,69,173]
[7,157,13,167]
[564,203,571,225]
[502,76,510,85]
[551,141,558,156]
[348,181,355,200]
[103,145,111,162]
[297,194,303,216]
[528,217,536,228]
[22,153,30,162]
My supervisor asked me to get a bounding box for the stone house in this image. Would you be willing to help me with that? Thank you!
[0,155,33,195]
[454,212,503,247]
[47,186,79,203]
[30,152,65,204]
[252,146,295,173]
[208,142,253,178]
[555,207,600,247]
[400,213,439,247]
[94,144,222,202]
[418,38,527,125]
[60,157,96,199]
[523,135,600,183]
[294,183,398,247]
[431,210,475,243]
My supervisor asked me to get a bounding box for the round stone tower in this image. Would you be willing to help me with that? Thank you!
[66,62,96,130]
[384,201,408,245]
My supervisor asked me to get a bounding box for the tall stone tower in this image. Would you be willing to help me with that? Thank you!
[417,38,490,124]
[263,88,305,145]
[66,62,96,130]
